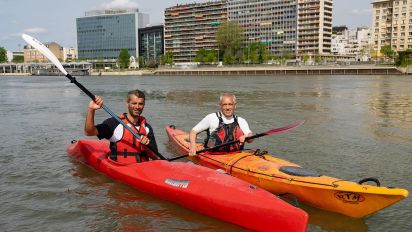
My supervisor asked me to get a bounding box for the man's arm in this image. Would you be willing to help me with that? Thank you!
[189,129,199,156]
[84,96,103,136]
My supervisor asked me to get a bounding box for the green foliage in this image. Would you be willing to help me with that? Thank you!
[302,54,309,64]
[12,55,24,63]
[380,45,395,61]
[395,49,412,67]
[216,22,244,63]
[117,48,131,68]
[194,48,207,63]
[204,49,217,63]
[0,47,7,63]
[161,51,174,65]
[223,49,236,65]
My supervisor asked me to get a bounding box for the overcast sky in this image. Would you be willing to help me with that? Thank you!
[0,0,373,51]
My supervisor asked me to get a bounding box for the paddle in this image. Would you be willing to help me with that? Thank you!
[168,120,305,161]
[22,34,167,160]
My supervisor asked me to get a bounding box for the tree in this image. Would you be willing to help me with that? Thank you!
[161,51,174,65]
[302,54,309,64]
[380,45,395,63]
[216,21,244,63]
[117,48,131,69]
[12,56,24,63]
[204,49,217,63]
[0,47,7,63]
[194,48,207,63]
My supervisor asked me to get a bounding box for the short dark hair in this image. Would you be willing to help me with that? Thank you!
[127,89,145,102]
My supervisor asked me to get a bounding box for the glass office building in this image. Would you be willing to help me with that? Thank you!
[76,9,149,60]
[138,25,164,65]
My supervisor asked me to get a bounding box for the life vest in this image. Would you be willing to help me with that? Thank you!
[204,112,245,152]
[109,113,149,164]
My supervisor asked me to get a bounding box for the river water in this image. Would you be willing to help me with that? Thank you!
[0,75,411,232]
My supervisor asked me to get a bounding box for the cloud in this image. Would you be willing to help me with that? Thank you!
[102,0,139,9]
[24,27,48,34]
[351,8,372,15]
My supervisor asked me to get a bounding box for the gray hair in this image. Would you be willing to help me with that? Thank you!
[127,89,145,102]
[219,93,237,104]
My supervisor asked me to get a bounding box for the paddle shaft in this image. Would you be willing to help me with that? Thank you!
[22,33,167,160]
[67,73,167,160]
[168,120,305,161]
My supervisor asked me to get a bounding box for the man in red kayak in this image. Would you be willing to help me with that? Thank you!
[84,89,159,164]
[189,93,253,156]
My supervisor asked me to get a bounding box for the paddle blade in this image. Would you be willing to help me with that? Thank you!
[21,33,68,75]
[261,120,305,135]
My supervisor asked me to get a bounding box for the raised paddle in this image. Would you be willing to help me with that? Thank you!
[22,33,167,160]
[168,120,305,161]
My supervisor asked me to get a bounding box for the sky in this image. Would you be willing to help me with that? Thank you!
[0,0,373,51]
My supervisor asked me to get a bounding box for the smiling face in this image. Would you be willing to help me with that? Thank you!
[127,94,145,117]
[219,95,236,117]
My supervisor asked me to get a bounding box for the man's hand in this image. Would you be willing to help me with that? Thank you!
[189,144,197,156]
[239,132,254,144]
[89,95,103,110]
[140,135,150,145]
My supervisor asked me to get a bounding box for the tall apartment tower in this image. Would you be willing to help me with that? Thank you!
[297,0,333,56]
[164,1,228,63]
[228,0,298,57]
[76,8,149,60]
[138,25,164,65]
[372,0,411,56]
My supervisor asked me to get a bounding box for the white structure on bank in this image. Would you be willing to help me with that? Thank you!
[331,26,372,61]
[63,47,78,62]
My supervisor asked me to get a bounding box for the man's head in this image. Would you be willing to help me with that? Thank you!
[219,93,237,117]
[126,89,145,117]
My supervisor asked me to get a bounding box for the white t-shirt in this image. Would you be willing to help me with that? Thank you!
[192,112,252,135]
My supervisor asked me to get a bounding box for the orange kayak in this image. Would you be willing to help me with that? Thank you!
[166,125,409,218]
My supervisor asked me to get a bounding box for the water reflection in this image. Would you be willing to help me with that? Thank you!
[69,158,243,232]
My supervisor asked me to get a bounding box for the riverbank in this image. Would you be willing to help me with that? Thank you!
[2,64,410,76]
[154,65,406,76]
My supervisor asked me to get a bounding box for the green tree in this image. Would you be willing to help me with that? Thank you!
[204,49,217,63]
[0,47,7,63]
[302,54,309,64]
[12,55,24,63]
[117,48,131,69]
[223,48,236,65]
[161,51,174,65]
[380,45,395,62]
[216,21,244,62]
[194,48,207,63]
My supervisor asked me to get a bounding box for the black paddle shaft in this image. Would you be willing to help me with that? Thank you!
[65,74,167,160]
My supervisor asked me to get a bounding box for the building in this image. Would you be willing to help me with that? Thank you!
[24,42,63,63]
[331,26,373,61]
[63,47,78,62]
[228,0,298,57]
[164,1,228,63]
[138,25,164,66]
[76,8,149,60]
[297,0,333,56]
[372,0,412,57]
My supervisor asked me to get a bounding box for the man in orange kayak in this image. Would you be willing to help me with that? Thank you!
[84,89,159,164]
[189,93,253,156]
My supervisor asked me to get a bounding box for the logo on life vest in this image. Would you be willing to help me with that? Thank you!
[165,178,190,188]
[335,192,365,204]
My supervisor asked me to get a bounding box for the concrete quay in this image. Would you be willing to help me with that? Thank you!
[155,65,405,76]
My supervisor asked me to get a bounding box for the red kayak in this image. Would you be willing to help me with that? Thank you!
[67,140,308,231]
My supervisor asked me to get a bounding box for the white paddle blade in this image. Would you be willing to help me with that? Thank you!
[21,33,68,75]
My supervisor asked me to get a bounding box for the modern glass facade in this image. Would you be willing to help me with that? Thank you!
[76,9,148,60]
[228,0,298,57]
[138,25,164,65]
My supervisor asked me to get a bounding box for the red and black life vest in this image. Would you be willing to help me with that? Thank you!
[109,113,149,164]
[204,112,245,152]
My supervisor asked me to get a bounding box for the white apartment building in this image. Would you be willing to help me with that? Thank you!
[297,0,333,56]
[331,27,372,61]
[372,0,412,57]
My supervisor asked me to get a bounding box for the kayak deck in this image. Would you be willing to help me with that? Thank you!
[166,125,409,218]
[67,140,308,231]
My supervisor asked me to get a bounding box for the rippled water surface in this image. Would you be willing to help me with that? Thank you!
[0,75,411,231]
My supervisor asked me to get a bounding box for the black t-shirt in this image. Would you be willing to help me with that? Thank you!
[95,117,159,153]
